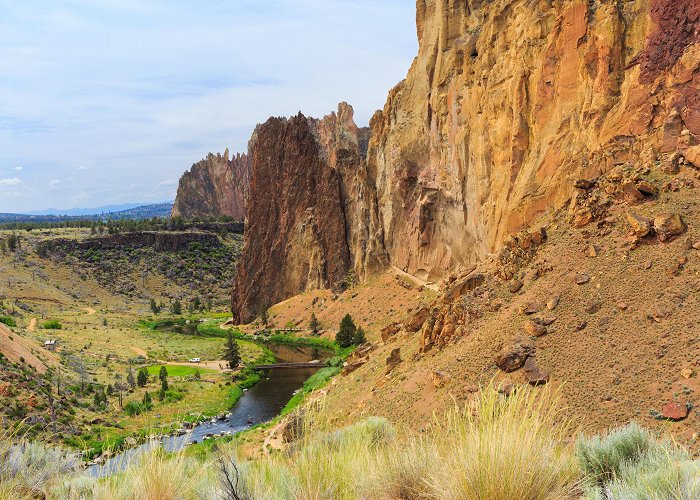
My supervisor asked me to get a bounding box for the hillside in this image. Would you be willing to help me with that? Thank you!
[0,203,174,224]
[222,0,700,450]
[305,156,700,446]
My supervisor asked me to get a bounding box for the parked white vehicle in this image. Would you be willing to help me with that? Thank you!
[189,357,201,363]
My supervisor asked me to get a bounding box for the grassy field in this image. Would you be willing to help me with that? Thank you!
[146,364,217,377]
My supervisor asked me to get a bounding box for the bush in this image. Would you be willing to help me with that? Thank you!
[124,401,147,417]
[577,422,699,498]
[0,316,16,328]
[42,320,62,330]
[577,422,665,485]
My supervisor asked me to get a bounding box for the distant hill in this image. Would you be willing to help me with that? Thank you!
[0,202,173,223]
[26,201,172,217]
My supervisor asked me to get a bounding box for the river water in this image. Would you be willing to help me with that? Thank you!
[88,343,331,478]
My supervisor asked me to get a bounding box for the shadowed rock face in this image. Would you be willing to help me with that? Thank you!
[231,0,699,320]
[232,110,374,322]
[172,150,250,220]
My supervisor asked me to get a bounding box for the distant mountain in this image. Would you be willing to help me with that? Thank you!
[0,203,174,224]
[27,202,172,217]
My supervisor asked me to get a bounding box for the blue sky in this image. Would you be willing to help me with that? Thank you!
[0,0,417,213]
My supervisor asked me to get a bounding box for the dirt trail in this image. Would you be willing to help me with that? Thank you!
[130,346,148,358]
[391,266,440,291]
[81,307,97,315]
[28,318,37,331]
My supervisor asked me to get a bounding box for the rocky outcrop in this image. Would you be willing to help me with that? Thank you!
[367,0,700,282]
[231,0,699,321]
[51,231,220,253]
[172,149,250,220]
[232,108,376,322]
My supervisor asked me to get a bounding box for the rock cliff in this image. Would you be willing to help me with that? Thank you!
[231,0,700,321]
[231,108,374,322]
[369,0,699,281]
[172,149,250,220]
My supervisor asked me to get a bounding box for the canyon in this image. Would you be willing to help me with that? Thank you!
[173,0,700,323]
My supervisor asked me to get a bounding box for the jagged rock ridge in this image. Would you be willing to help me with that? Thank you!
[232,106,376,322]
[172,149,250,220]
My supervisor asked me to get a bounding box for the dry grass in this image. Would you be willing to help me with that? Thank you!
[234,384,580,499]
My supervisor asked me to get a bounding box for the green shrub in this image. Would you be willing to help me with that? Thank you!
[577,422,699,498]
[0,316,16,327]
[577,422,663,485]
[42,320,62,330]
[124,401,147,417]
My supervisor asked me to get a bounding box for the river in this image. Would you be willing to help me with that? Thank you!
[88,343,332,478]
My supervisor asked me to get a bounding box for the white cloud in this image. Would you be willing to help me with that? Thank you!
[157,178,176,187]
[77,166,88,170]
[14,166,23,171]
[49,179,61,185]
[0,177,22,186]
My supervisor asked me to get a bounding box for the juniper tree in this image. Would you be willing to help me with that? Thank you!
[137,367,148,387]
[336,314,356,348]
[223,332,241,369]
[309,312,320,335]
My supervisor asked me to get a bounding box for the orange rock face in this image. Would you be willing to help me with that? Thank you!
[231,0,700,321]
[365,0,700,282]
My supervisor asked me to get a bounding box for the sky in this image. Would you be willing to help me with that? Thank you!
[0,0,417,213]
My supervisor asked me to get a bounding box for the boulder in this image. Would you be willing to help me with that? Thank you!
[661,402,689,421]
[431,370,451,388]
[575,179,597,190]
[524,320,547,337]
[636,180,658,196]
[405,306,429,333]
[495,343,534,373]
[523,357,550,385]
[546,296,560,310]
[654,214,687,242]
[508,280,524,293]
[520,302,543,315]
[620,182,646,204]
[381,322,402,342]
[626,212,653,238]
[685,145,700,169]
[575,273,590,285]
[342,359,367,376]
[385,348,402,375]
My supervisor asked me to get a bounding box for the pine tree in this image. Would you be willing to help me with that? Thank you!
[309,312,321,335]
[353,326,367,345]
[159,366,168,393]
[171,300,182,315]
[137,367,148,387]
[142,391,152,409]
[223,332,242,369]
[336,314,356,348]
